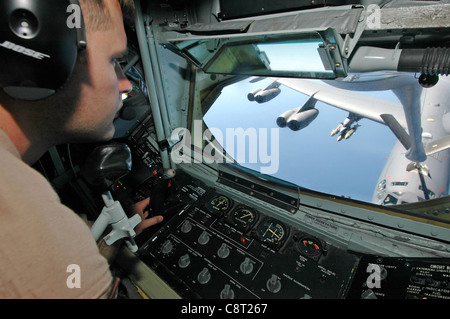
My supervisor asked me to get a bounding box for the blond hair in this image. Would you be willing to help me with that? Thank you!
[80,0,135,31]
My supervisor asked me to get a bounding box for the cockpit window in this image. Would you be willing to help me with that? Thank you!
[203,77,396,203]
[202,76,450,223]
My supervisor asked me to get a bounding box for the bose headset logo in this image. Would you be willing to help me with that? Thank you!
[0,4,82,61]
[0,40,50,60]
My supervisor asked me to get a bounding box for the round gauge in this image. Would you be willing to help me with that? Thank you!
[205,195,232,216]
[298,237,322,257]
[256,218,288,246]
[229,206,258,231]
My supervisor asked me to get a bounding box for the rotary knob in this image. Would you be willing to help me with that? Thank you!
[181,220,192,233]
[220,284,235,299]
[161,240,173,254]
[198,267,211,284]
[217,243,230,259]
[178,254,191,269]
[198,230,210,245]
[361,289,377,299]
[240,257,254,275]
[266,274,281,293]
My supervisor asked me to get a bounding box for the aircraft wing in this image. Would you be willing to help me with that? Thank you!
[275,78,407,128]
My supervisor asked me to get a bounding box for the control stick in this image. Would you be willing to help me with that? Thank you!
[90,190,141,252]
[81,143,142,252]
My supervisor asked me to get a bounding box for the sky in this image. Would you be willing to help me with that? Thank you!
[203,77,398,204]
[257,41,328,73]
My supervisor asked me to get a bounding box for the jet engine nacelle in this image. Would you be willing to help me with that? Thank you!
[285,108,319,131]
[249,87,281,103]
[277,109,319,131]
[247,89,262,101]
[276,108,299,128]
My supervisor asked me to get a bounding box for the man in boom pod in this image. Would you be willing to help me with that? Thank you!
[0,0,162,298]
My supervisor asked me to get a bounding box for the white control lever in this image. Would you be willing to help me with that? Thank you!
[90,190,142,252]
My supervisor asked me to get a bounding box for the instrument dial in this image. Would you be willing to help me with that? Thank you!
[256,218,288,246]
[297,237,323,259]
[229,206,258,232]
[205,195,231,216]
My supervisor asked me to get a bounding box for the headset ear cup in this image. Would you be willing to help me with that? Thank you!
[0,0,85,100]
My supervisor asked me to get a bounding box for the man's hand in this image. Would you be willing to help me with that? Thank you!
[94,198,162,264]
[128,197,163,235]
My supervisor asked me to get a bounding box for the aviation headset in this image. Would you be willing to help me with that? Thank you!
[0,0,86,101]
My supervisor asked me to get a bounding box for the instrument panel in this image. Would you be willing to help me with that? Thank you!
[132,171,450,299]
[205,195,289,250]
[136,182,360,299]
